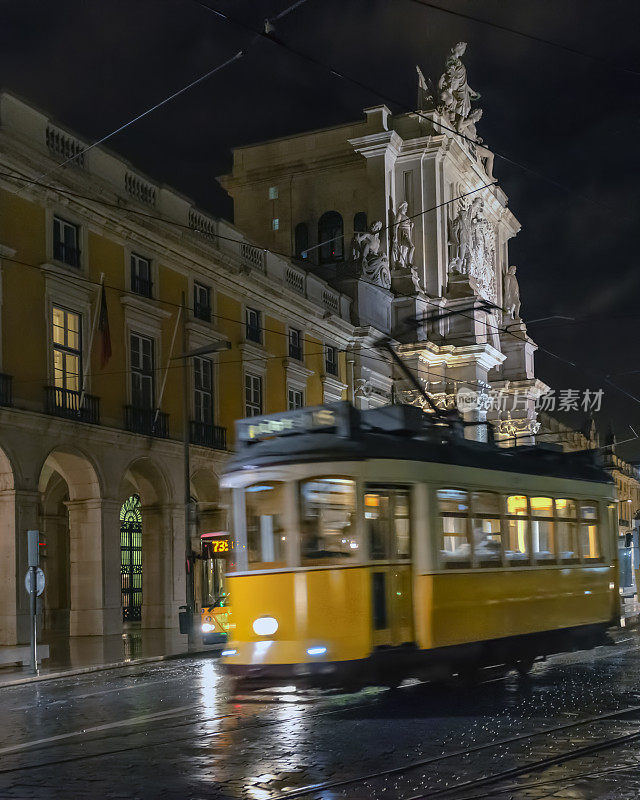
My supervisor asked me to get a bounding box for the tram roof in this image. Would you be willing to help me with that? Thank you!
[226,403,612,484]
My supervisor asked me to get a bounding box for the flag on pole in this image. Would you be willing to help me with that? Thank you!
[98,283,112,368]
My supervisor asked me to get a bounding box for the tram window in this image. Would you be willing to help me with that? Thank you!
[365,488,411,560]
[300,477,356,565]
[530,497,555,562]
[505,495,529,564]
[437,489,471,568]
[578,502,601,562]
[471,492,501,567]
[555,499,579,563]
[245,482,287,569]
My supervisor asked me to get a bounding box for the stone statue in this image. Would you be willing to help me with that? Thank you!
[448,197,497,302]
[416,65,435,111]
[448,198,478,274]
[438,42,480,127]
[455,108,495,180]
[503,265,521,319]
[392,201,415,269]
[352,221,391,289]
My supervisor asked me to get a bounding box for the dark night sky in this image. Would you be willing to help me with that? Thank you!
[2,1,640,456]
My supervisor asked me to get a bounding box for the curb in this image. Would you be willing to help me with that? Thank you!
[0,644,223,688]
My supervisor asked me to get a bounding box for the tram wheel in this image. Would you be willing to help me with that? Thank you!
[513,657,535,676]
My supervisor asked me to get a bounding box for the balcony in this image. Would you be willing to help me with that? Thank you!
[131,275,153,298]
[194,302,212,323]
[0,373,12,407]
[124,406,169,438]
[45,386,100,424]
[190,421,227,450]
[53,241,80,268]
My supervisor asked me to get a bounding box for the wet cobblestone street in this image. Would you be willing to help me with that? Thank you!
[2,631,640,799]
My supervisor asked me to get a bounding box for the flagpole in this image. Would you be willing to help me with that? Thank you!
[154,305,182,428]
[79,272,105,414]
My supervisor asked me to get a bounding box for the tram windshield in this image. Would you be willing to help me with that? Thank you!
[245,482,287,569]
[300,477,356,565]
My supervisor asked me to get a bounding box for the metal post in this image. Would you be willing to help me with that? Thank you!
[29,565,37,674]
[181,292,194,642]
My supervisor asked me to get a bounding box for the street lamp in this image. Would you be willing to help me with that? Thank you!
[172,308,231,639]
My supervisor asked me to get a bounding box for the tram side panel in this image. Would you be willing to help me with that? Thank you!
[227,567,373,667]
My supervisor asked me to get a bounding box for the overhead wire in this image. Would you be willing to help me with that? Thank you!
[188,0,632,220]
[406,0,640,79]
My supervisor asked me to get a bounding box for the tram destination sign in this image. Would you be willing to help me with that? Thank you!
[237,402,355,444]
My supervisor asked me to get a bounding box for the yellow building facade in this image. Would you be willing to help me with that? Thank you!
[0,93,361,646]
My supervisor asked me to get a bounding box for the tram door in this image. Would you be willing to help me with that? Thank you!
[200,533,230,608]
[365,487,413,647]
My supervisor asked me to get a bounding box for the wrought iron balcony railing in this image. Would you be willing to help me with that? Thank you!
[190,421,227,450]
[45,386,100,424]
[124,406,169,438]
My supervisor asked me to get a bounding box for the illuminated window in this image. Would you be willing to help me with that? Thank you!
[52,306,81,397]
[365,488,411,560]
[530,497,555,561]
[506,495,529,563]
[438,489,470,568]
[555,499,579,563]
[471,491,501,567]
[245,482,286,568]
[300,477,356,565]
[268,186,278,200]
[272,218,279,231]
[579,502,601,561]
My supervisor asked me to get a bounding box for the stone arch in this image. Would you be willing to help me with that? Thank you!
[119,457,178,629]
[0,444,19,645]
[37,446,118,638]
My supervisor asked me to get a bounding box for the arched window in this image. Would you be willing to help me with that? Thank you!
[294,222,309,259]
[353,212,367,233]
[318,211,344,264]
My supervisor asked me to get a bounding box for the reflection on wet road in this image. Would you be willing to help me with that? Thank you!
[2,632,640,799]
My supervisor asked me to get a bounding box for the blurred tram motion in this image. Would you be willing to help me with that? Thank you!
[219,402,619,688]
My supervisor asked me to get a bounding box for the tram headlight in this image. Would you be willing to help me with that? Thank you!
[201,623,215,633]
[307,646,327,656]
[252,616,279,636]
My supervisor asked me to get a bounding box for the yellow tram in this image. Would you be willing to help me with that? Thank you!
[219,403,618,688]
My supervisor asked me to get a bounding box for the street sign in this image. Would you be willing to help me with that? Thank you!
[25,567,45,597]
[27,530,40,567]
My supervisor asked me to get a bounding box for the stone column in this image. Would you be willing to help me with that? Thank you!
[141,504,182,629]
[0,490,39,645]
[67,498,121,637]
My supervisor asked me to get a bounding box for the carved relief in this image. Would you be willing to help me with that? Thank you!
[448,197,496,302]
[351,221,391,289]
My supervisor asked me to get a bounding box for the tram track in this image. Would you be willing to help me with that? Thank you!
[267,701,640,799]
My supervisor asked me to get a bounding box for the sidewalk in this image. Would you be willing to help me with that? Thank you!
[0,625,222,687]
[621,596,640,628]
